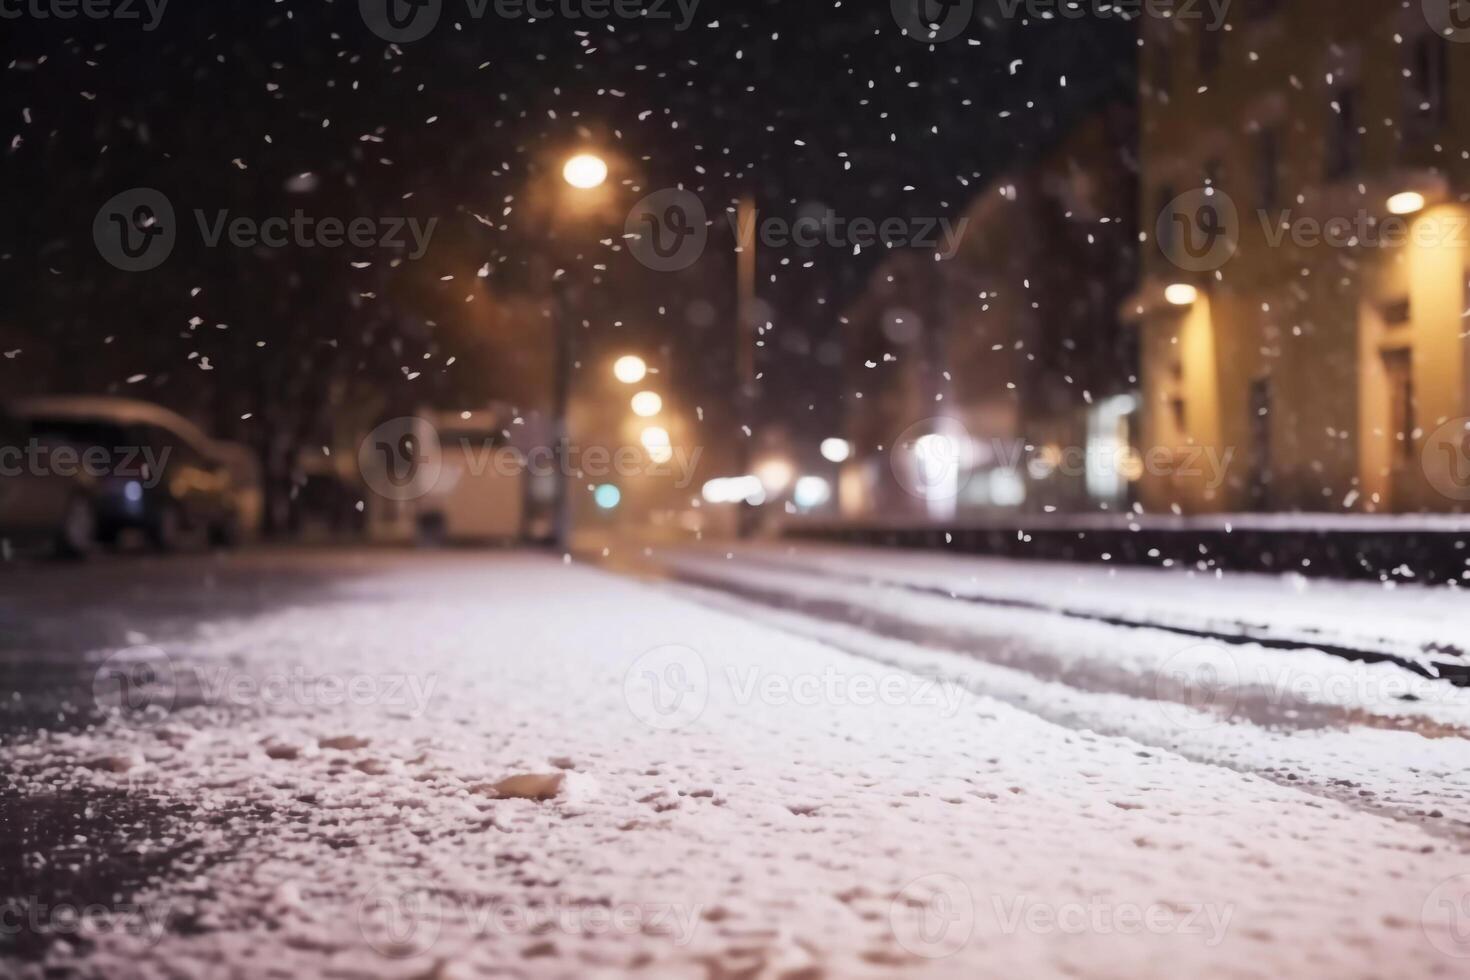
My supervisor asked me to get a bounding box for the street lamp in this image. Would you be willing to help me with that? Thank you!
[640,425,673,464]
[563,153,608,190]
[640,425,670,450]
[1387,191,1426,216]
[1164,283,1199,307]
[630,391,662,417]
[547,151,612,550]
[820,437,852,464]
[613,355,647,384]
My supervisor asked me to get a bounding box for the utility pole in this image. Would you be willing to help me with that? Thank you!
[736,194,757,403]
[550,275,574,551]
[735,194,758,537]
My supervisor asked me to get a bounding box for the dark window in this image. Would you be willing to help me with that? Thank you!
[1326,87,1362,180]
[1199,25,1222,81]
[1156,184,1177,259]
[0,414,24,448]
[1383,297,1412,327]
[1382,348,1415,464]
[1204,158,1224,200]
[1150,36,1173,99]
[25,417,129,450]
[1406,34,1449,136]
[1257,128,1281,210]
[1248,378,1272,508]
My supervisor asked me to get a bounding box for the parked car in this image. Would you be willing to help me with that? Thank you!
[0,410,100,557]
[211,440,264,541]
[7,396,245,551]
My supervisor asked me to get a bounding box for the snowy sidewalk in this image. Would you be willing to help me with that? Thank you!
[5,552,1470,978]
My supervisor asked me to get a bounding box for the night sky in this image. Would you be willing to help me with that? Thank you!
[0,0,1133,457]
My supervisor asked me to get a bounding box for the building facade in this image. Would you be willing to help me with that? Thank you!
[1136,2,1470,514]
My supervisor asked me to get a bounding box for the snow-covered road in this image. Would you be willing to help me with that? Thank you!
[3,548,1470,978]
[628,541,1470,840]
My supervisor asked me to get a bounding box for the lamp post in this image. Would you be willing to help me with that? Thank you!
[550,151,609,550]
[735,193,759,538]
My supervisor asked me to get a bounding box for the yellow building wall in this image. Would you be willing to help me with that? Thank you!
[1137,4,1470,514]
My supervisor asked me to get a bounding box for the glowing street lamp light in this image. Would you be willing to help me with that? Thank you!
[1387,191,1426,216]
[640,425,670,450]
[754,457,795,495]
[640,425,672,464]
[562,153,608,190]
[631,391,663,417]
[613,355,647,384]
[1164,283,1199,307]
[820,437,852,464]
